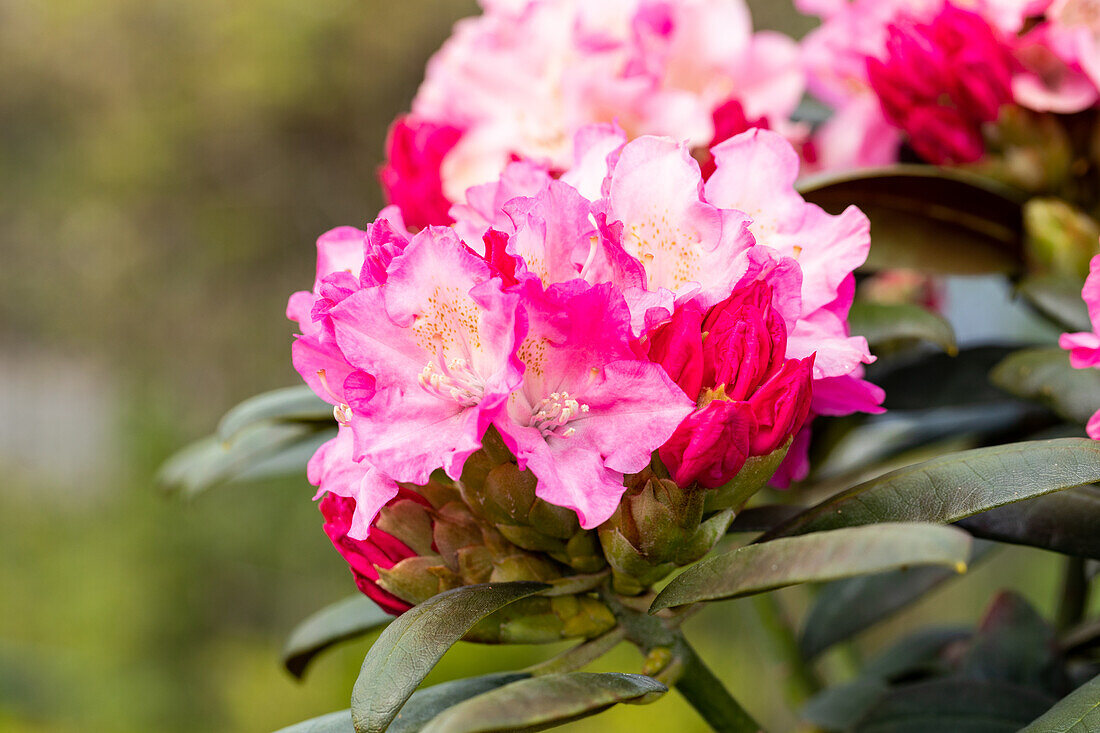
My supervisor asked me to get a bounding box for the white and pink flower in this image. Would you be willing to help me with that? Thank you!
[292,127,881,536]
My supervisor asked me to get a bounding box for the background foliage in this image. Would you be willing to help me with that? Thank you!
[1,1,1092,732]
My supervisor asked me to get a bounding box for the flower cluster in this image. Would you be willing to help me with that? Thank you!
[291,127,881,608]
[380,0,805,230]
[799,0,1100,168]
[1061,252,1100,439]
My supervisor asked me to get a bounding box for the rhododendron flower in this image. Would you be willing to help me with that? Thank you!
[386,0,804,227]
[1059,252,1100,439]
[800,0,1100,168]
[292,125,881,541]
[329,228,525,484]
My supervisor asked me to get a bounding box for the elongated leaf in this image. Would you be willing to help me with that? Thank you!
[274,710,353,733]
[727,505,804,534]
[389,673,530,733]
[958,487,1100,559]
[853,679,1055,732]
[283,596,393,678]
[797,165,1024,275]
[351,582,549,733]
[802,628,969,731]
[218,385,332,441]
[1019,674,1100,732]
[869,346,1018,410]
[991,348,1100,426]
[799,543,994,659]
[419,673,666,733]
[760,439,1100,540]
[1018,275,1092,333]
[960,592,1065,692]
[650,523,971,612]
[848,301,957,353]
[158,422,335,496]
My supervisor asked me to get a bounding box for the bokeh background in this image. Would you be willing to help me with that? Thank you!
[0,1,1074,731]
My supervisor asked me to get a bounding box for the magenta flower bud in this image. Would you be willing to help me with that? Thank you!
[748,355,816,456]
[866,6,1014,165]
[701,281,786,401]
[320,491,422,616]
[647,300,706,400]
[658,399,754,489]
[378,115,463,230]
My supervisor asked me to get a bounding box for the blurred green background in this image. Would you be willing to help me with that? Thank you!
[0,2,1074,732]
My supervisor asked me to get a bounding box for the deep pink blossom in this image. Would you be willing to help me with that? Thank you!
[1060,253,1100,438]
[320,491,421,615]
[867,6,1015,164]
[495,280,693,528]
[379,115,464,230]
[308,426,399,541]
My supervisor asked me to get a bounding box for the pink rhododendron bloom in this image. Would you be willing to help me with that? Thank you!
[329,228,525,484]
[386,0,803,227]
[292,125,882,537]
[800,0,1100,167]
[867,6,1015,164]
[496,281,693,527]
[1059,253,1100,439]
[320,491,421,615]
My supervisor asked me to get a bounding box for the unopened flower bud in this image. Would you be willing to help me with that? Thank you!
[1024,198,1100,279]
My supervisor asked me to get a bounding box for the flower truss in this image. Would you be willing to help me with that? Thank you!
[289,126,880,606]
[799,0,1100,168]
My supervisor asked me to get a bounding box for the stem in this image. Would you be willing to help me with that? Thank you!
[673,640,766,733]
[1056,555,1089,631]
[599,589,765,733]
[751,594,822,705]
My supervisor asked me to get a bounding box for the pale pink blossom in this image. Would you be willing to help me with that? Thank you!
[393,0,802,227]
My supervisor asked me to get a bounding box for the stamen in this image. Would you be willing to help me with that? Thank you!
[317,369,353,427]
[417,354,485,407]
[531,391,590,438]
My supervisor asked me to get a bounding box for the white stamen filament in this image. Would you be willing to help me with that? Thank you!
[531,391,589,438]
[317,369,353,427]
[418,354,485,406]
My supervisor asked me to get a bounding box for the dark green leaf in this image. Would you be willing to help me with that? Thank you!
[803,679,889,731]
[282,596,393,679]
[799,543,994,659]
[350,582,549,733]
[760,439,1100,540]
[853,679,1055,732]
[650,523,970,612]
[218,385,332,441]
[957,487,1100,559]
[869,346,1018,410]
[1018,275,1092,333]
[802,628,969,731]
[991,348,1100,426]
[418,673,666,733]
[389,673,530,733]
[797,165,1025,275]
[726,505,804,534]
[274,710,353,733]
[961,592,1066,693]
[848,301,957,353]
[1019,674,1100,732]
